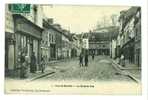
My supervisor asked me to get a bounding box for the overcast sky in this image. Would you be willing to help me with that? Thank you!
[43,5,130,34]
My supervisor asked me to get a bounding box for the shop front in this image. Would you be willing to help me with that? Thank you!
[121,38,135,64]
[13,14,43,77]
[50,43,56,60]
[135,41,141,67]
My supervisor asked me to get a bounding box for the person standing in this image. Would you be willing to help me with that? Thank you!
[30,52,36,73]
[92,53,95,60]
[41,56,45,73]
[120,54,125,67]
[84,54,88,67]
[79,53,83,67]
[24,53,30,77]
[20,52,27,78]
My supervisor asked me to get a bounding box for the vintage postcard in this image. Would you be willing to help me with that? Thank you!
[5,4,142,95]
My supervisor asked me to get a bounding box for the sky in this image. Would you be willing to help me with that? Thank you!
[43,5,130,34]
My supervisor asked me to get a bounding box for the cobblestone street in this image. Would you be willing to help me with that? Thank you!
[33,56,140,82]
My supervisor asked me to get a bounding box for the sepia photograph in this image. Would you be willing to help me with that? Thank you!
[5,4,142,95]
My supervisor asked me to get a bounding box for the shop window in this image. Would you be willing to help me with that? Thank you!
[17,34,21,51]
[21,36,24,49]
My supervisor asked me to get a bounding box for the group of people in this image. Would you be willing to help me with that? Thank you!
[79,52,89,67]
[79,52,95,67]
[18,51,46,78]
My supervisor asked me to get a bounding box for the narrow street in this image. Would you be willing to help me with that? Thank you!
[35,56,135,82]
[4,5,143,95]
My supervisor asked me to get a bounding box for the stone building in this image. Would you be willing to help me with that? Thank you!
[41,18,51,62]
[42,21,60,61]
[107,26,119,59]
[42,18,73,61]
[5,4,43,77]
[52,24,63,60]
[89,26,119,57]
[61,30,71,59]
[134,7,141,67]
[118,7,141,67]
[89,32,110,56]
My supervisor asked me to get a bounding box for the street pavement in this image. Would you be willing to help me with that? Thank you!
[34,56,139,82]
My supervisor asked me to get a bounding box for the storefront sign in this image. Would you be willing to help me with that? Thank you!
[13,14,42,39]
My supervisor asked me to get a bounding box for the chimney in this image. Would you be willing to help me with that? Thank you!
[47,18,53,24]
[53,24,61,30]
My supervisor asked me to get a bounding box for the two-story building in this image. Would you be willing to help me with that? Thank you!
[5,4,43,77]
[134,7,141,67]
[89,32,110,56]
[61,30,71,59]
[118,7,141,67]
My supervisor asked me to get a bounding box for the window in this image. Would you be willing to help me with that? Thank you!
[49,34,51,42]
[52,35,53,42]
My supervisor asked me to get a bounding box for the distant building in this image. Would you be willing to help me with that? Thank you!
[61,29,71,59]
[42,21,60,60]
[70,34,82,57]
[42,18,74,60]
[89,32,110,56]
[88,26,119,56]
[109,27,119,59]
[53,24,63,60]
[42,18,52,62]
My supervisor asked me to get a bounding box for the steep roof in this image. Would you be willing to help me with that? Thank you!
[125,7,139,21]
[119,7,140,30]
[89,26,119,41]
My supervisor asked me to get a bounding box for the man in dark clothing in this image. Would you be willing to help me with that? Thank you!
[30,52,36,73]
[79,53,83,67]
[20,52,27,78]
[20,52,25,64]
[92,53,95,60]
[84,54,88,67]
[41,56,45,73]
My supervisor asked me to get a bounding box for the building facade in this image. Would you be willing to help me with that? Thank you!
[5,4,43,77]
[5,5,15,76]
[134,7,141,67]
[41,19,50,62]
[42,18,74,61]
[118,7,141,67]
[89,32,110,56]
[61,33,71,59]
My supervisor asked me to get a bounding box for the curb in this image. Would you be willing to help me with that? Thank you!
[29,71,55,81]
[111,60,140,83]
[113,61,141,70]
